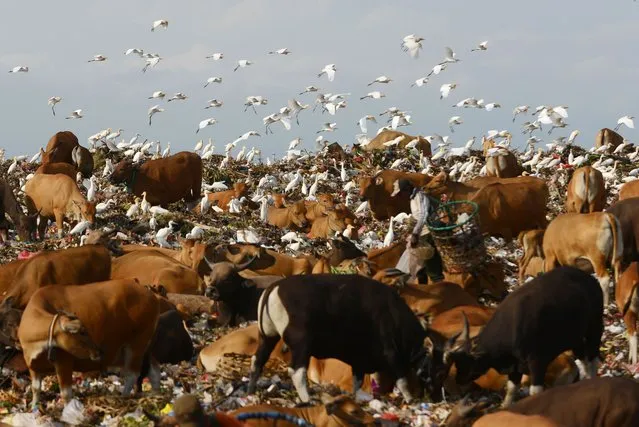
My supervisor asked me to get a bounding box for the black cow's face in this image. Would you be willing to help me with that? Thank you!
[0,306,22,348]
[447,351,489,385]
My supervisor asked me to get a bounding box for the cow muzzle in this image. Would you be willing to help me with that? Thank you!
[205,287,220,300]
[90,348,103,362]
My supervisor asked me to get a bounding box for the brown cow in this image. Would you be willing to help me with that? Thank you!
[0,178,37,241]
[305,194,335,222]
[121,238,208,274]
[0,259,28,300]
[595,127,624,151]
[41,131,79,165]
[267,201,308,230]
[1,245,111,310]
[367,240,406,272]
[110,152,202,206]
[425,172,548,240]
[111,251,204,295]
[484,140,523,178]
[363,130,432,156]
[518,229,545,282]
[35,162,78,180]
[24,174,96,239]
[16,279,160,406]
[619,180,639,201]
[607,197,639,268]
[229,395,376,427]
[207,183,249,212]
[210,243,312,276]
[565,166,606,213]
[543,212,623,306]
[308,210,346,239]
[70,145,94,178]
[271,192,287,208]
[616,262,639,364]
[358,170,431,221]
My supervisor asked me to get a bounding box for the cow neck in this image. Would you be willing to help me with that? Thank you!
[127,167,139,193]
[47,313,61,361]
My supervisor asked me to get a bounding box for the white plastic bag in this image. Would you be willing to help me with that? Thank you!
[61,399,86,425]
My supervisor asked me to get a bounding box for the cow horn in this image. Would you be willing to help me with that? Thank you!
[234,256,256,271]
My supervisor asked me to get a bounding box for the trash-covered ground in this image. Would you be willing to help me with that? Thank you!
[0,142,637,426]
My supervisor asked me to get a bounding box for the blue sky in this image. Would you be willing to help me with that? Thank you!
[0,0,637,158]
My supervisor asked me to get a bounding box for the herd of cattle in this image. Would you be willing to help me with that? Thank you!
[1,128,639,425]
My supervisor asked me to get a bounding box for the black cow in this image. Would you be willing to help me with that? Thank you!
[247,274,434,403]
[607,197,639,269]
[325,235,366,266]
[151,310,193,364]
[204,259,281,327]
[441,266,603,407]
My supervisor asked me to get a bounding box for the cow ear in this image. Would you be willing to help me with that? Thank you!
[60,316,84,334]
[375,176,384,186]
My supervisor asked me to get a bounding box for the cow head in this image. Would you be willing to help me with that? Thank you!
[17,210,39,242]
[372,268,410,288]
[422,172,449,197]
[441,313,488,386]
[0,297,23,348]
[233,182,249,198]
[327,235,366,266]
[54,311,103,362]
[204,257,256,300]
[443,396,492,427]
[289,201,308,228]
[316,193,336,209]
[73,200,96,224]
[210,243,265,265]
[110,159,134,184]
[358,173,384,201]
[320,394,376,426]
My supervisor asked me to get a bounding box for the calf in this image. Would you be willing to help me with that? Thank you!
[207,182,249,212]
[542,212,622,305]
[35,162,78,180]
[229,394,376,427]
[110,151,202,206]
[565,166,606,213]
[616,262,639,364]
[305,193,335,222]
[441,267,603,407]
[448,377,639,427]
[25,173,96,239]
[203,258,282,326]
[517,229,545,282]
[308,210,346,239]
[606,197,639,268]
[248,274,435,403]
[267,201,308,230]
[16,279,160,406]
[0,178,37,242]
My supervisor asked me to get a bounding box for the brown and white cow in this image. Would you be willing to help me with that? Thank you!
[565,166,606,213]
[542,212,623,306]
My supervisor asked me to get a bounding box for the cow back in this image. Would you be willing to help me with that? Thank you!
[619,181,639,201]
[607,197,639,266]
[42,131,79,165]
[35,162,78,180]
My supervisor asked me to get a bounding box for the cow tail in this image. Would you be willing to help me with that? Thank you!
[258,284,277,337]
[580,169,590,214]
[606,213,623,282]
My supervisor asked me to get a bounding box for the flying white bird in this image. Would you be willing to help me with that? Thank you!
[206,53,224,60]
[234,59,253,71]
[428,64,447,77]
[151,19,168,31]
[316,122,337,133]
[65,109,83,119]
[263,113,291,134]
[268,48,291,55]
[484,103,501,112]
[48,96,62,116]
[512,105,529,122]
[88,54,107,63]
[402,34,424,58]
[471,41,489,52]
[288,137,302,150]
[440,46,460,64]
[358,115,377,133]
[318,64,337,82]
[568,130,580,144]
[125,48,144,57]
[142,56,162,73]
[167,92,188,102]
[204,76,222,87]
[360,91,385,100]
[615,115,635,131]
[148,90,166,100]
[299,86,320,95]
[148,105,164,126]
[368,75,392,86]
[440,83,457,99]
[8,66,28,73]
[449,116,463,133]
[196,118,217,134]
[411,77,429,88]
[204,99,223,109]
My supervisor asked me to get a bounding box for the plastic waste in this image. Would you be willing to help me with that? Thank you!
[61,398,86,425]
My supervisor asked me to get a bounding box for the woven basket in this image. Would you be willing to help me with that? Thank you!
[426,200,486,274]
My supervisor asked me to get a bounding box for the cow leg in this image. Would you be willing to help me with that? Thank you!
[37,216,47,240]
[543,255,557,274]
[148,359,161,391]
[502,371,522,408]
[53,209,65,238]
[527,358,547,397]
[289,342,311,403]
[592,259,610,307]
[54,355,74,403]
[29,370,43,408]
[625,310,638,364]
[352,370,365,394]
[247,335,280,394]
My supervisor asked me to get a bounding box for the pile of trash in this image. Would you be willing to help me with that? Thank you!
[0,142,635,426]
